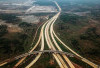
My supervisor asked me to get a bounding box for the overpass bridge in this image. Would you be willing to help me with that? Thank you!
[15,50,74,60]
[0,50,75,67]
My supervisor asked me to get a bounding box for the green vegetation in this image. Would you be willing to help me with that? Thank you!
[55,12,100,65]
[30,54,59,68]
[19,22,32,27]
[34,0,56,6]
[0,14,37,62]
[0,14,20,24]
[80,27,100,55]
[0,12,54,65]
[80,27,100,40]
[0,25,8,37]
[91,10,100,21]
[0,35,25,59]
[18,22,36,39]
[60,13,85,24]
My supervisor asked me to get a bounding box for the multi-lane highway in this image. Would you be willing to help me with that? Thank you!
[21,1,99,68]
[0,1,100,68]
[24,1,99,68]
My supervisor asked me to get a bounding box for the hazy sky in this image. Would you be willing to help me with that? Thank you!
[0,0,100,4]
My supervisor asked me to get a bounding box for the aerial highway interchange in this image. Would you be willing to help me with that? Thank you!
[0,1,100,68]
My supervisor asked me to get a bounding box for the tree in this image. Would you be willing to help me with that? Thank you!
[19,22,32,27]
[0,14,19,23]
[71,39,79,46]
[0,25,8,37]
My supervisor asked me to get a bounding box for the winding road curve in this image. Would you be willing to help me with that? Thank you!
[51,2,99,68]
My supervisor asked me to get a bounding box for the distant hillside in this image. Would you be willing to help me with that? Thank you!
[56,0,100,4]
[0,0,27,3]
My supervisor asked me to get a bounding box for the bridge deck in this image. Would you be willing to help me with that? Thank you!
[15,50,74,59]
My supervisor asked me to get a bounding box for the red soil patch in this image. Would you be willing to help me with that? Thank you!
[72,62,83,68]
[49,59,54,65]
